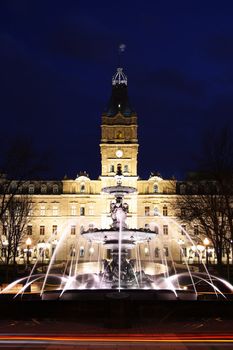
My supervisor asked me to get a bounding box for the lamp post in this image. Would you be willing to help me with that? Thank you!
[203,237,210,267]
[25,237,32,267]
[178,239,184,263]
[144,246,149,261]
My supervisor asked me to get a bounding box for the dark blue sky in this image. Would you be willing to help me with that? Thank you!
[1,0,233,180]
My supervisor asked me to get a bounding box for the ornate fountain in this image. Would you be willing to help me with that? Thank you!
[81,172,157,289]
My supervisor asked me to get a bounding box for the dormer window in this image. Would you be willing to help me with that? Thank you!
[41,184,47,194]
[29,184,34,194]
[153,184,158,193]
[53,184,59,194]
[180,184,186,194]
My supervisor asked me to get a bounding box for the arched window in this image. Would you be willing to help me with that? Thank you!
[41,184,47,194]
[53,184,59,194]
[29,184,34,194]
[117,164,122,175]
[153,184,158,193]
[80,183,85,193]
[154,207,159,216]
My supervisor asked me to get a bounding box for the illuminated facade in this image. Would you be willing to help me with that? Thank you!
[1,68,217,266]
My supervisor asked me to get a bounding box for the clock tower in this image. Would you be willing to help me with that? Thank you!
[100,68,138,178]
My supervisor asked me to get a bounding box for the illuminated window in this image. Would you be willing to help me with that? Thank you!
[27,225,32,235]
[124,165,128,173]
[163,205,168,216]
[40,205,46,216]
[153,184,158,193]
[163,225,168,235]
[40,226,45,235]
[71,225,76,235]
[89,205,94,215]
[71,205,76,216]
[154,207,159,216]
[145,206,150,216]
[52,225,57,235]
[52,205,58,216]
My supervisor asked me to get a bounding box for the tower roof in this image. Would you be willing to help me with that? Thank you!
[104,68,135,117]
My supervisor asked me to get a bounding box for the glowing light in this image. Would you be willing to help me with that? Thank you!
[26,237,32,246]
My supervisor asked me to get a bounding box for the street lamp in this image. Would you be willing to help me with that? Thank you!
[89,246,94,255]
[178,239,185,263]
[203,237,210,267]
[25,237,32,267]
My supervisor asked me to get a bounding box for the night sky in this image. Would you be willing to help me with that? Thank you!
[1,0,233,181]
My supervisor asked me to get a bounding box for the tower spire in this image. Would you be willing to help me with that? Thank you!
[112,68,127,86]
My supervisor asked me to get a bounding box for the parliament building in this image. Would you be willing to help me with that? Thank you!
[1,68,216,267]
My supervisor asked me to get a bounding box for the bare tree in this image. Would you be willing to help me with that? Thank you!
[176,185,228,270]
[175,127,233,273]
[0,196,32,265]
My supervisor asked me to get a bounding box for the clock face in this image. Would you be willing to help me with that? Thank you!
[116,150,123,158]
